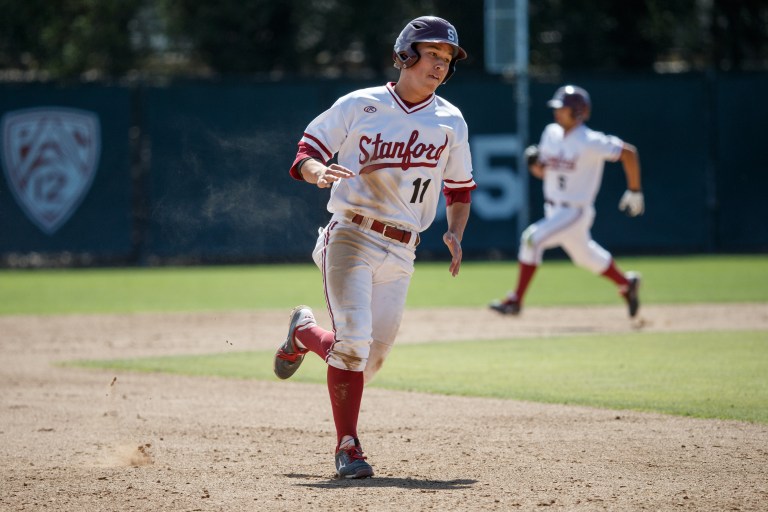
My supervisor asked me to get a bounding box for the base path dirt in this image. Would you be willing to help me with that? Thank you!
[1,303,767,511]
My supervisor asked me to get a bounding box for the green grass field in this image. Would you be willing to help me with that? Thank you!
[70,330,768,423]
[5,255,768,423]
[1,254,767,315]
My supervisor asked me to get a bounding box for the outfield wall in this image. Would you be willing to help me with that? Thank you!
[1,73,766,266]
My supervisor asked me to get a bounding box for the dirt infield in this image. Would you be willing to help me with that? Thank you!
[1,303,767,511]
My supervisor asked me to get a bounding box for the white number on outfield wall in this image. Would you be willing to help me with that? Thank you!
[470,133,524,220]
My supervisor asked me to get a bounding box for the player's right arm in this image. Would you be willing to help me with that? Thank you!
[289,135,354,189]
[529,160,545,180]
[297,157,355,189]
[529,129,551,180]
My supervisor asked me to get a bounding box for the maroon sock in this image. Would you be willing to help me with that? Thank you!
[601,259,629,287]
[515,262,538,302]
[327,365,364,449]
[295,324,336,359]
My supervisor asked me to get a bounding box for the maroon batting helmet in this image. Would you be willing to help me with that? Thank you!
[547,85,591,120]
[393,16,467,83]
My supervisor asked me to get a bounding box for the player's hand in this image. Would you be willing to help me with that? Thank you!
[524,145,539,167]
[443,231,463,277]
[618,189,645,217]
[525,145,545,179]
[314,164,355,189]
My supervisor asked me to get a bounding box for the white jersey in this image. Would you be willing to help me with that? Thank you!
[299,82,475,233]
[539,123,623,205]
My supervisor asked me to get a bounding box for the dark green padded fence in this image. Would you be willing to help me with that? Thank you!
[1,73,765,266]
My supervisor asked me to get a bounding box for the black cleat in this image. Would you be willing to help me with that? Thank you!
[622,272,641,318]
[489,295,521,316]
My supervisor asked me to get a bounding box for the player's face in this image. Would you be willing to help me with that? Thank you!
[395,42,455,102]
[553,107,580,131]
[412,42,453,86]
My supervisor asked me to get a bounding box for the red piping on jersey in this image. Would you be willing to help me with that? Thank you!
[320,221,339,352]
[303,132,333,161]
[295,140,324,162]
[444,178,477,188]
[386,82,434,114]
[290,141,326,180]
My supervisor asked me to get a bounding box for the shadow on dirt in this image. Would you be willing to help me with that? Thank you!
[285,473,477,489]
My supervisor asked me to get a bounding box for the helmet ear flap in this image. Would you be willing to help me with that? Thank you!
[393,46,419,70]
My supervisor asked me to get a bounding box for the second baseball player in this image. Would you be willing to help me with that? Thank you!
[490,85,645,318]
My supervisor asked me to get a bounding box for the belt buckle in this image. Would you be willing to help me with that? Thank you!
[384,224,411,244]
[382,224,397,241]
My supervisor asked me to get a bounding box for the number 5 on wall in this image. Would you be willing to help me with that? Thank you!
[469,133,527,226]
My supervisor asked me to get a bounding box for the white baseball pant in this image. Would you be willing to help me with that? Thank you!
[312,214,416,382]
[518,203,612,274]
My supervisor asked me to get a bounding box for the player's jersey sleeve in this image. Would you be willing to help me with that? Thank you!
[586,131,623,162]
[298,94,354,163]
[538,123,560,154]
[441,115,476,195]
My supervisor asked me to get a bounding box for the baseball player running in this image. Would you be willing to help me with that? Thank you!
[490,85,644,318]
[272,16,476,479]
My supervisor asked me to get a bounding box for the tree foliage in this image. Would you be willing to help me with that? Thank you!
[0,0,144,79]
[0,0,765,81]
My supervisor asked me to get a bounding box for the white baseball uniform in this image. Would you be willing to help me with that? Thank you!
[519,122,623,273]
[296,82,475,379]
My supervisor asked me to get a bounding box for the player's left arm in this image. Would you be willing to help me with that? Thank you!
[620,143,642,192]
[618,142,645,216]
[443,189,472,277]
[441,118,474,276]
[525,145,545,180]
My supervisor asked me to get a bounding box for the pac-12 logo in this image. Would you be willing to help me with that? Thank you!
[1,107,101,234]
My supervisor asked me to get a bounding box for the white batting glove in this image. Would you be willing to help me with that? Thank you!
[618,190,645,217]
